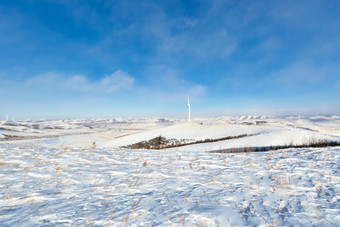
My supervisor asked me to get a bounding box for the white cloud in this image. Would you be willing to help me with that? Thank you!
[63,75,91,91]
[28,70,135,93]
[12,68,207,115]
[272,61,339,85]
[99,70,135,92]
[136,65,207,105]
[28,71,59,85]
[190,84,206,94]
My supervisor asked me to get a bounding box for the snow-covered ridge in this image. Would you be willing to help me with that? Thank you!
[1,115,339,151]
[1,115,340,225]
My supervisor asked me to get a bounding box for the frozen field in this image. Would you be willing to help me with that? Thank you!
[1,115,340,150]
[0,145,339,226]
[0,116,340,226]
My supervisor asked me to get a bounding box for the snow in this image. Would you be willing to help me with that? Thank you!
[1,116,339,151]
[0,115,340,225]
[0,144,339,226]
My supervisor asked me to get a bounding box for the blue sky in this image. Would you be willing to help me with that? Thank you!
[0,0,339,118]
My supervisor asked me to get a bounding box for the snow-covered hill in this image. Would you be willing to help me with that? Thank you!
[0,115,340,226]
[1,115,339,151]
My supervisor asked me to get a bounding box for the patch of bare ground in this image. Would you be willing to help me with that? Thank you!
[0,132,93,142]
[212,140,340,153]
[123,135,340,152]
[122,133,256,150]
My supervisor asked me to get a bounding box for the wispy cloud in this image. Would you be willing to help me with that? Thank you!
[28,70,135,93]
[99,70,135,92]
[139,65,206,103]
[1,0,340,117]
[272,61,339,85]
[1,67,206,116]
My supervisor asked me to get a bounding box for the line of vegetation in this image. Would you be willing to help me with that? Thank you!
[211,140,340,153]
[122,133,257,150]
[0,132,93,142]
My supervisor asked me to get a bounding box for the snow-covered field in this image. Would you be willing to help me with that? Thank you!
[0,116,340,226]
[1,115,340,150]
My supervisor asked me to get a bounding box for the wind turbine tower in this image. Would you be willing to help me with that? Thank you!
[187,96,191,122]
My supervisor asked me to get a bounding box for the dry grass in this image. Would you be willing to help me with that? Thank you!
[123,134,257,150]
[212,140,340,154]
[142,161,147,167]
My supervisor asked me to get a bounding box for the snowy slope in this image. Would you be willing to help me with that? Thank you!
[0,144,339,226]
[1,116,340,151]
[98,121,339,150]
[0,115,340,226]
